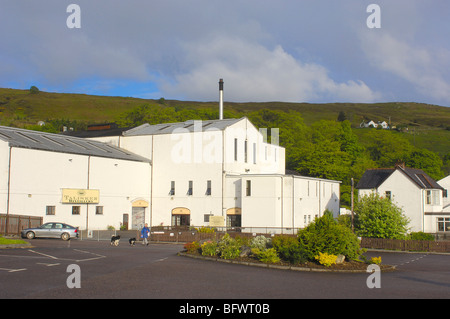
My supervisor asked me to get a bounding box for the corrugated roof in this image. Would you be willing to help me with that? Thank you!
[123,118,243,136]
[0,126,150,163]
[356,167,443,190]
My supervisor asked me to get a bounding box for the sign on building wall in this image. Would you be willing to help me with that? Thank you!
[62,189,100,204]
[209,216,225,227]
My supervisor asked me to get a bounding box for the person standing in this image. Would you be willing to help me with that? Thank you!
[141,223,151,246]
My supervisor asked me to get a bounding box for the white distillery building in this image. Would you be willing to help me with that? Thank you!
[88,117,341,232]
[0,117,340,233]
[0,81,341,233]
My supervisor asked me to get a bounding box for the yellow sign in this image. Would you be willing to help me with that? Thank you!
[209,216,225,227]
[62,189,100,204]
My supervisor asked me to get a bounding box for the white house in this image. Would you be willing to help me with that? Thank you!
[359,120,389,129]
[438,175,450,214]
[356,164,447,233]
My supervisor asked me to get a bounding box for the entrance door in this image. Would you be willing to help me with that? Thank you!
[131,207,145,230]
[122,214,129,230]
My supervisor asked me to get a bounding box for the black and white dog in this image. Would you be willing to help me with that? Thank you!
[129,237,136,246]
[110,235,121,246]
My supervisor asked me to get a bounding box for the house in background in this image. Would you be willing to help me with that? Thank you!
[359,120,389,129]
[356,163,447,233]
[438,175,450,214]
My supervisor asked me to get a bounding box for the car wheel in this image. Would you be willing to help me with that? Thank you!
[61,233,70,241]
[26,231,35,240]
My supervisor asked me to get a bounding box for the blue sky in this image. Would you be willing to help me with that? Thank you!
[1,1,449,106]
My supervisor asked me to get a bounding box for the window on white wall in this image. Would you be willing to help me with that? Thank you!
[253,143,256,164]
[170,181,175,196]
[437,217,450,232]
[188,180,193,196]
[234,138,238,161]
[96,206,103,215]
[72,206,80,215]
[46,206,55,215]
[206,180,211,196]
[246,180,251,196]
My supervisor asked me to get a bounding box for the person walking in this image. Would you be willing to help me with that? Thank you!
[141,223,151,246]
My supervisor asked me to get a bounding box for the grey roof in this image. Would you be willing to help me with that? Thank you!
[356,167,443,190]
[123,117,244,136]
[0,126,150,163]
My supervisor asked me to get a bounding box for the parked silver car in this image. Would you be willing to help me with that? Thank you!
[21,222,78,241]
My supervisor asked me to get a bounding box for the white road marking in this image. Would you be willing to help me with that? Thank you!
[28,249,58,260]
[0,267,27,273]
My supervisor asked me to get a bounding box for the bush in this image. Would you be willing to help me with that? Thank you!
[369,256,382,265]
[408,232,435,241]
[272,235,307,264]
[196,226,216,234]
[250,235,271,250]
[252,248,280,264]
[355,193,410,239]
[217,234,241,259]
[297,212,362,261]
[201,241,218,257]
[314,252,337,267]
[184,241,200,254]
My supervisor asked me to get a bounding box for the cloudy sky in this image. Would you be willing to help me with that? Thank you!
[1,1,449,106]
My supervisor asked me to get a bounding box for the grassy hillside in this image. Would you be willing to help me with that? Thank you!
[0,87,449,156]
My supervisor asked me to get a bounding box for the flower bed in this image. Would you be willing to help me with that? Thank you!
[180,233,395,273]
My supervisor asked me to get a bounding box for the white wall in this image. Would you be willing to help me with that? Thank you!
[0,144,151,230]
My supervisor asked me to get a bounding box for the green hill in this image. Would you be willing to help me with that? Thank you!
[0,87,449,157]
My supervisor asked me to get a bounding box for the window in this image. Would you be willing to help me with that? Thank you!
[426,190,440,205]
[253,143,256,164]
[385,191,392,200]
[204,214,212,222]
[72,206,80,215]
[188,180,193,196]
[46,206,55,215]
[169,181,175,196]
[96,206,103,215]
[206,180,211,196]
[172,215,190,227]
[246,180,251,196]
[234,138,238,161]
[244,140,248,163]
[437,217,450,232]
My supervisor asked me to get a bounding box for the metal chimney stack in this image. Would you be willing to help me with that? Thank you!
[219,78,224,120]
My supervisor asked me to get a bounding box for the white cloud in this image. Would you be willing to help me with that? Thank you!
[160,36,380,103]
[360,32,450,103]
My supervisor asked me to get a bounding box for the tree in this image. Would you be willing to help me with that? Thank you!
[354,193,410,239]
[297,211,362,261]
[29,86,39,94]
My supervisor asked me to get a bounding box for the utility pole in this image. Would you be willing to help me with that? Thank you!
[351,178,354,233]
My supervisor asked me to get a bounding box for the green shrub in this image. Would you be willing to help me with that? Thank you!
[297,212,362,261]
[201,241,218,257]
[250,235,271,250]
[252,248,280,264]
[217,234,241,259]
[272,235,307,264]
[408,232,435,241]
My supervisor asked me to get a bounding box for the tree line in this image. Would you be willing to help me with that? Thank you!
[114,104,448,208]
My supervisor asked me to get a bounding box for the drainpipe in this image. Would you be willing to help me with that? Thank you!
[5,146,12,235]
[86,156,91,232]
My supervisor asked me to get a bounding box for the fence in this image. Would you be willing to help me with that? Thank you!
[360,237,450,253]
[0,214,43,235]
